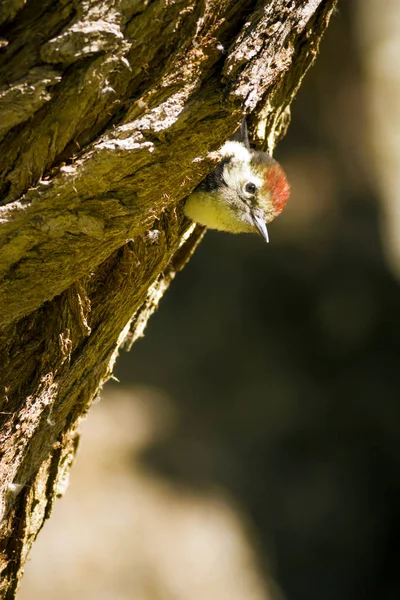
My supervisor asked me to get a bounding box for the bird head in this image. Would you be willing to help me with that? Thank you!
[184,141,290,243]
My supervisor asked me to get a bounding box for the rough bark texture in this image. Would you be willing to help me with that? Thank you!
[0,0,337,597]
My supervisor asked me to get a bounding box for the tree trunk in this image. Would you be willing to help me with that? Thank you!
[0,0,337,597]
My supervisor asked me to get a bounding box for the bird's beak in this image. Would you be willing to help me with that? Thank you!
[251,213,269,243]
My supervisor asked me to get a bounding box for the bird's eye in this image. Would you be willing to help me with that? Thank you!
[244,182,257,195]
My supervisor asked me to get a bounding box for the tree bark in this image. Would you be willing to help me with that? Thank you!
[0,0,337,597]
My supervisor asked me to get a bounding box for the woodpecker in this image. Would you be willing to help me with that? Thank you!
[184,121,290,243]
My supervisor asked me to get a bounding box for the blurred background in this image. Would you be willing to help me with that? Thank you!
[19,1,400,599]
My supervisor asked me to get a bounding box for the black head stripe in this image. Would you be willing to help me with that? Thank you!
[197,157,231,193]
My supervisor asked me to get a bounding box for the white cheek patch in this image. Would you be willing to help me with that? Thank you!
[219,142,264,195]
[222,160,263,197]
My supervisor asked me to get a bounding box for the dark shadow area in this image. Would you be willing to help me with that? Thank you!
[114,4,400,600]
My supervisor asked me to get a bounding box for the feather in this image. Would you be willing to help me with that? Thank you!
[229,119,250,149]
